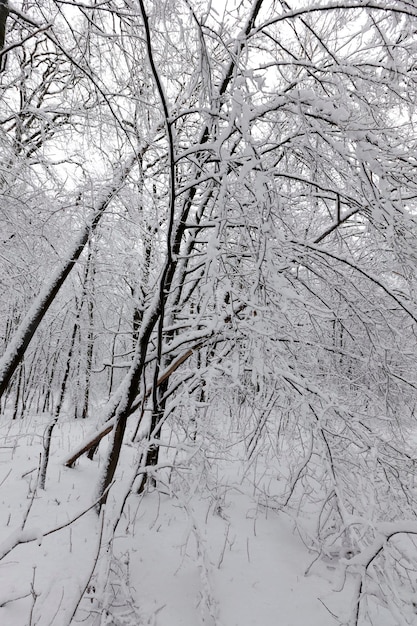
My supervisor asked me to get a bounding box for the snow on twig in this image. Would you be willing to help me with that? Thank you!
[0,483,113,562]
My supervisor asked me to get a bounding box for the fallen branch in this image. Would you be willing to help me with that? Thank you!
[64,422,115,469]
[0,482,113,562]
[342,520,417,626]
[0,588,33,608]
[64,303,247,468]
[63,343,203,468]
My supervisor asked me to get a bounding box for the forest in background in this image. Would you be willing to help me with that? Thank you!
[1,0,417,623]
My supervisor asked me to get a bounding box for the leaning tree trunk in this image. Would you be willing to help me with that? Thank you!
[0,156,137,402]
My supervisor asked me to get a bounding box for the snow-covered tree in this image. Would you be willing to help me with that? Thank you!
[1,0,417,622]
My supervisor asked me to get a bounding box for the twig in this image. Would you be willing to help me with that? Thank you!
[0,589,32,608]
[0,468,11,488]
[217,523,231,569]
[0,482,114,562]
[63,508,106,625]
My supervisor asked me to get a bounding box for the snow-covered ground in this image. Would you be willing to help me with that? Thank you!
[0,413,375,626]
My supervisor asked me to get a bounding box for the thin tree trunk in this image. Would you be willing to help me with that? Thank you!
[11,363,24,420]
[39,305,84,489]
[107,316,122,399]
[80,242,96,419]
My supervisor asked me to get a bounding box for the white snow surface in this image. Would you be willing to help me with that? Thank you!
[0,413,357,626]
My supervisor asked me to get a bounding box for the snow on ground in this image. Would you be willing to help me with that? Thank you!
[0,413,357,625]
[122,487,350,626]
